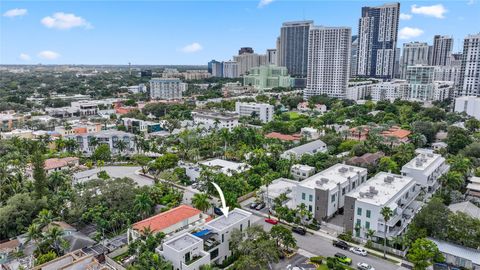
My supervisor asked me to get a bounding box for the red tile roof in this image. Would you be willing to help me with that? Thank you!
[265,132,301,141]
[381,127,411,139]
[132,205,202,234]
[44,157,79,170]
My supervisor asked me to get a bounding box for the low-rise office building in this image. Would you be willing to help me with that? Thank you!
[344,172,421,239]
[235,102,274,123]
[401,149,449,193]
[297,164,368,221]
[150,78,184,100]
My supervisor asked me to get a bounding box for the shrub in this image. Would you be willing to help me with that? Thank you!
[310,256,324,264]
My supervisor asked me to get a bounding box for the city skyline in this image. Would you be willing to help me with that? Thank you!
[1,0,479,65]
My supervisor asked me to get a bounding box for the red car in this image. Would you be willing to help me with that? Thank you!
[265,218,279,225]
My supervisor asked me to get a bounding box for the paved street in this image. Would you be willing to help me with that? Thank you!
[250,212,407,270]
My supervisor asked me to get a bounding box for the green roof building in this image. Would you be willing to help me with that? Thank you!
[243,65,293,90]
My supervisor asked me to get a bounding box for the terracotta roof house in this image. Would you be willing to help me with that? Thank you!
[265,132,301,142]
[347,126,370,141]
[127,205,209,243]
[380,126,411,145]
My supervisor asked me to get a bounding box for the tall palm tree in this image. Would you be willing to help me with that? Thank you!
[46,226,67,255]
[191,193,210,214]
[35,209,56,228]
[134,192,154,219]
[380,206,393,259]
[25,223,43,244]
[115,140,128,155]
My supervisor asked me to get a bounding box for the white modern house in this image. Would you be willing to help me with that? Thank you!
[68,130,136,156]
[290,164,315,180]
[235,102,274,123]
[181,159,250,181]
[191,110,239,131]
[296,164,368,221]
[157,208,252,269]
[344,172,422,239]
[159,233,211,270]
[401,149,449,193]
[281,139,327,160]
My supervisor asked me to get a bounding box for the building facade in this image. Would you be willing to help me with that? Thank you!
[69,130,136,156]
[456,33,480,97]
[278,21,313,77]
[371,80,408,101]
[191,110,239,131]
[150,78,184,100]
[431,35,453,66]
[233,53,267,76]
[304,26,351,99]
[222,61,239,78]
[344,172,421,239]
[235,102,274,123]
[405,65,435,101]
[243,65,293,90]
[399,42,430,79]
[356,3,400,79]
[454,96,480,120]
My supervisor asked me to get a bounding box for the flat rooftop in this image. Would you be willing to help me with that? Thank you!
[300,164,367,191]
[402,149,444,174]
[348,172,415,206]
[165,233,201,251]
[199,159,249,172]
[206,208,251,231]
[264,178,298,199]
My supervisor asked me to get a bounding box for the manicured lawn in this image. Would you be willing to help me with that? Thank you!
[317,265,329,270]
[286,111,300,119]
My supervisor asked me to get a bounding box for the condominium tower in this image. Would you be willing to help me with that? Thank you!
[356,3,400,79]
[304,26,351,99]
[456,33,480,97]
[278,21,313,77]
[400,42,430,79]
[431,35,453,66]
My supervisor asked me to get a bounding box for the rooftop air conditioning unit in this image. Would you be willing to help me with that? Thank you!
[339,167,348,173]
[384,176,394,183]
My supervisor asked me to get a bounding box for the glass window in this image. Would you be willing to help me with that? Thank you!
[331,194,336,203]
[309,205,312,212]
[366,210,371,218]
[309,195,313,202]
[365,221,370,229]
[357,208,362,216]
[302,193,306,200]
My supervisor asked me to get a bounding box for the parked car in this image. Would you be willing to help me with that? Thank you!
[255,202,266,210]
[357,262,375,270]
[291,226,306,235]
[213,207,223,216]
[265,218,279,225]
[249,202,258,209]
[334,253,352,265]
[349,247,367,256]
[332,240,350,250]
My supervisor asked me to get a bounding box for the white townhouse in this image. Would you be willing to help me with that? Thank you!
[281,139,327,160]
[401,149,450,193]
[344,172,422,239]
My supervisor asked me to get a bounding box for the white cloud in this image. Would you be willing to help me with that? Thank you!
[180,42,203,53]
[41,12,92,30]
[399,27,424,39]
[19,53,31,61]
[411,4,447,19]
[3,8,27,18]
[400,13,412,20]
[38,50,60,60]
[258,0,275,8]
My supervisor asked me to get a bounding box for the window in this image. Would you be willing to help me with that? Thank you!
[240,224,243,232]
[356,219,361,226]
[352,182,356,189]
[302,193,306,200]
[309,195,313,202]
[248,220,250,227]
[222,234,224,243]
[365,221,370,229]
[331,194,336,203]
[357,208,362,216]
[366,210,371,218]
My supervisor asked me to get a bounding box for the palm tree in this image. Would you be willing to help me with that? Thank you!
[35,209,56,228]
[380,206,393,259]
[25,223,43,244]
[115,140,128,155]
[296,203,310,229]
[191,193,210,214]
[134,192,154,219]
[45,226,67,255]
[262,173,275,211]
[366,229,376,242]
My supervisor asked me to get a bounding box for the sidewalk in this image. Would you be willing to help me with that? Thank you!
[243,206,408,267]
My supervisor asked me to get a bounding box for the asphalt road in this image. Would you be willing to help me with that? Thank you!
[253,216,407,270]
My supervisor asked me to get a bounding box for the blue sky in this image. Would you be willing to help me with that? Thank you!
[1,0,479,65]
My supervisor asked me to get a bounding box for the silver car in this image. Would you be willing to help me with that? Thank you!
[357,262,375,270]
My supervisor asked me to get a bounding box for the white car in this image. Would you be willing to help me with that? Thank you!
[350,247,368,256]
[357,262,375,270]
